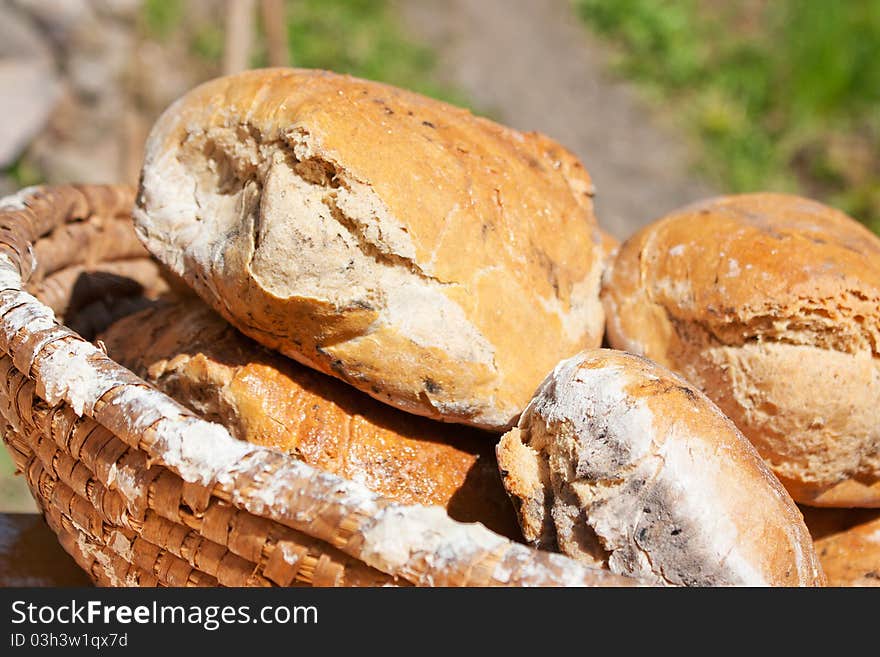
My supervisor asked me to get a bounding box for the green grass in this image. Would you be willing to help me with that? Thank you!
[3,156,44,189]
[141,0,468,108]
[142,0,184,40]
[0,445,36,513]
[274,0,469,107]
[575,0,880,233]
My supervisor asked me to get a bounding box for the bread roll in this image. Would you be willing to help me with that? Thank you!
[133,68,606,431]
[801,507,880,586]
[97,301,520,539]
[496,348,824,586]
[601,193,880,506]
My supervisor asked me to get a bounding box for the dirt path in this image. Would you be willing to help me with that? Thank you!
[398,0,717,240]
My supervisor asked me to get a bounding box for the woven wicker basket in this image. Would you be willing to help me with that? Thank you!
[0,184,628,588]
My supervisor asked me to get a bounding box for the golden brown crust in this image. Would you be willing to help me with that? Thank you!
[804,479,880,507]
[134,68,605,430]
[98,300,521,539]
[602,193,880,505]
[801,507,880,586]
[497,348,825,586]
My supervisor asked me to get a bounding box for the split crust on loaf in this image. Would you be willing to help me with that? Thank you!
[134,68,606,431]
[97,301,520,539]
[601,193,880,505]
[497,349,824,586]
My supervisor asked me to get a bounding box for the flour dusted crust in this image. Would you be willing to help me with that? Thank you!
[801,507,880,586]
[497,349,824,586]
[97,300,520,538]
[599,228,619,263]
[601,193,880,506]
[133,68,606,431]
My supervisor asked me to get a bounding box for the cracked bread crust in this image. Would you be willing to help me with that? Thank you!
[133,68,606,431]
[601,193,880,505]
[97,300,521,539]
[497,349,824,586]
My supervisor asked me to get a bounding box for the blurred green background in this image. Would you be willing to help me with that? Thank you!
[577,0,880,233]
[143,0,468,103]
[7,0,880,225]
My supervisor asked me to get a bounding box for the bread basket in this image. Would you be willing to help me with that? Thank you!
[0,184,621,588]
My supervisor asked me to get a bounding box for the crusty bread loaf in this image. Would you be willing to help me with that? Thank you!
[496,348,824,586]
[801,507,880,586]
[601,193,880,506]
[97,300,521,539]
[133,68,606,431]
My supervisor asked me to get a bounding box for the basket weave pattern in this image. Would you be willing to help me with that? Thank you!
[0,184,627,587]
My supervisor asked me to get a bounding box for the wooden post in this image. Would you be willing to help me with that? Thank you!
[224,0,257,75]
[260,0,289,67]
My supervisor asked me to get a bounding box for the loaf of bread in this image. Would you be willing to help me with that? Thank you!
[801,507,880,586]
[496,349,824,586]
[133,68,607,431]
[97,300,521,539]
[601,193,880,506]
